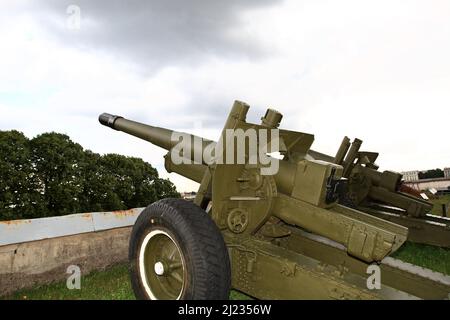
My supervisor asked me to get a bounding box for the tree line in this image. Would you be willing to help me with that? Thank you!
[418,169,445,180]
[0,130,179,221]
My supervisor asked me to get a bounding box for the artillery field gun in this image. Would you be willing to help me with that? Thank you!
[306,138,450,248]
[99,100,450,300]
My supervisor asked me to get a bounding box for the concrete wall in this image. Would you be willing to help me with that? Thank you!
[0,208,144,297]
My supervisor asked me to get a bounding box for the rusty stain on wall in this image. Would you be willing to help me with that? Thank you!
[0,220,32,227]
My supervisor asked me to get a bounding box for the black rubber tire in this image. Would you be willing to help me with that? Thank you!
[129,198,231,300]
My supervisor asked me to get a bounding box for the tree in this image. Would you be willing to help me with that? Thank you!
[154,176,180,200]
[0,131,43,220]
[30,132,86,217]
[0,130,179,220]
[98,154,179,209]
[78,150,124,212]
[419,169,444,180]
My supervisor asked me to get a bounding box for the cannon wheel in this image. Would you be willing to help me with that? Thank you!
[129,198,231,300]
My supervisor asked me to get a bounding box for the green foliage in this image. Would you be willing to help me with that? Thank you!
[419,168,444,180]
[0,131,44,219]
[0,130,179,221]
[30,132,86,217]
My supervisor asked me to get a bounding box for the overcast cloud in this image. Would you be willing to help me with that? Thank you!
[37,0,281,72]
[1,0,449,191]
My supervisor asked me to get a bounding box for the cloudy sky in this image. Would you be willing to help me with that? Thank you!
[1,0,449,192]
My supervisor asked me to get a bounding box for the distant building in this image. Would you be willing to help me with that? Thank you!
[180,191,196,200]
[445,168,450,179]
[401,170,419,182]
[404,177,450,193]
[401,167,450,193]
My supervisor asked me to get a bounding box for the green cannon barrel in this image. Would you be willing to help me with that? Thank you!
[99,111,380,203]
[99,113,215,164]
[99,112,296,193]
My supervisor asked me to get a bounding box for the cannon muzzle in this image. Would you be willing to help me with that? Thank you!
[99,112,181,151]
[99,113,123,130]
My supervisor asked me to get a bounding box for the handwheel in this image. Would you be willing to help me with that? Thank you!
[129,198,231,300]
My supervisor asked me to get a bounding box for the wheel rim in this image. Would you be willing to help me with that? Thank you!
[139,229,186,300]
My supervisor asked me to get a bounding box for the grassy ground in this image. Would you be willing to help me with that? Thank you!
[3,263,251,300]
[391,242,450,275]
[6,264,135,300]
[4,241,449,300]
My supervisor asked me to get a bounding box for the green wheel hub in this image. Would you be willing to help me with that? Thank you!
[139,229,186,300]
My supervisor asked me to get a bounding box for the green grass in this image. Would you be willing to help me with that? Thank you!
[5,264,134,300]
[4,242,449,300]
[3,264,251,300]
[391,242,450,275]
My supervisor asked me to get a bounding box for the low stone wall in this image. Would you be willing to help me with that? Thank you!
[0,209,143,297]
[0,227,131,297]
